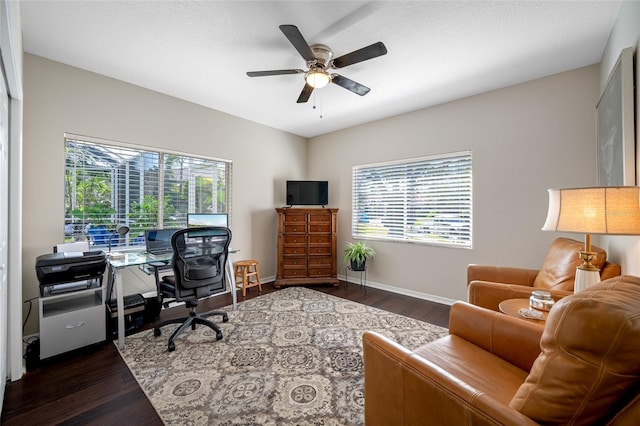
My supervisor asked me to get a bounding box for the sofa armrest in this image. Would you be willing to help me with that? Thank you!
[467,264,539,286]
[449,301,543,371]
[363,330,412,424]
[363,331,539,426]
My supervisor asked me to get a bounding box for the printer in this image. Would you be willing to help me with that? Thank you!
[35,250,107,296]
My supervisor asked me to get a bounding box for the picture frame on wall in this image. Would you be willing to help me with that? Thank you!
[596,47,635,186]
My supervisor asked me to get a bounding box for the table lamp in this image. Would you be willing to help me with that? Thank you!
[542,186,640,292]
[108,224,130,254]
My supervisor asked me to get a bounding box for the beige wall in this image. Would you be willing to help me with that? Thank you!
[22,53,608,329]
[599,1,640,273]
[309,65,600,303]
[22,54,307,335]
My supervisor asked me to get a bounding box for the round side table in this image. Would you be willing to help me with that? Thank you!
[498,298,548,323]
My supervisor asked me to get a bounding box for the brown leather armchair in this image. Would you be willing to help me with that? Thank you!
[467,237,621,311]
[363,275,640,425]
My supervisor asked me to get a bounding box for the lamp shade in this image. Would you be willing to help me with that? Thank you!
[108,224,130,253]
[115,224,130,236]
[542,186,640,235]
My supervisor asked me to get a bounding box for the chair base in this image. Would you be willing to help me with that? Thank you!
[154,307,228,352]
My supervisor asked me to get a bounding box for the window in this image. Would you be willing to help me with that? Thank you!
[64,135,231,248]
[352,151,472,248]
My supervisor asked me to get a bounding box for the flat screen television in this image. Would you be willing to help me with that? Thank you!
[286,180,328,206]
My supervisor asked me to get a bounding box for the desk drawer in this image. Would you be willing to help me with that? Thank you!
[309,213,331,223]
[308,235,330,244]
[40,304,105,358]
[284,213,307,223]
[284,235,307,244]
[283,246,307,255]
[284,224,306,234]
[308,224,331,234]
[282,257,307,267]
[308,256,332,266]
[308,246,331,255]
[308,266,332,277]
[282,267,308,279]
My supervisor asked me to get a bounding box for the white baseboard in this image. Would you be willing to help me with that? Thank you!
[261,274,455,306]
[338,274,456,306]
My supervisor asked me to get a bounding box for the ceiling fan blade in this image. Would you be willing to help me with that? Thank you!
[279,24,316,62]
[332,74,370,96]
[297,84,314,103]
[247,69,303,77]
[332,42,388,68]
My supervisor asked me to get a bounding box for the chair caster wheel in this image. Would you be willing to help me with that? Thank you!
[216,332,223,340]
[222,314,229,322]
[168,342,175,352]
[154,328,161,337]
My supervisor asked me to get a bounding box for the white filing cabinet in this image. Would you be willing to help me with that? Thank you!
[38,285,106,359]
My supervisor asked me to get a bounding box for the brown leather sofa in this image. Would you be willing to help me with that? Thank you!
[467,237,621,311]
[363,275,640,425]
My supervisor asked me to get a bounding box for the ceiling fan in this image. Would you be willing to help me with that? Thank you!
[247,25,387,103]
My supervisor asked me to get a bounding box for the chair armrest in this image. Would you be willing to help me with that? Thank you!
[467,264,539,286]
[449,301,543,371]
[363,331,539,426]
[468,280,573,312]
[601,261,622,280]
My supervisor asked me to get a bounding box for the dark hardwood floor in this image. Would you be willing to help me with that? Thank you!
[1,281,450,425]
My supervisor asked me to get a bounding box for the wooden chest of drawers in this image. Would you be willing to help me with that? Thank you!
[275,207,339,287]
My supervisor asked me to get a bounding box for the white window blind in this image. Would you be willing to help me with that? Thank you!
[352,151,472,248]
[64,137,231,248]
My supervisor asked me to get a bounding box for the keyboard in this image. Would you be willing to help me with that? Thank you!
[146,248,173,257]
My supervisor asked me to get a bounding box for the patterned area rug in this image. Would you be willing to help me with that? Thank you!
[117,287,448,425]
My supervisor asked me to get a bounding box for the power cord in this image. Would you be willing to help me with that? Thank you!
[22,296,38,333]
[22,297,41,370]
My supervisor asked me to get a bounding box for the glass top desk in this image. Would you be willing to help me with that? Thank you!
[108,249,239,349]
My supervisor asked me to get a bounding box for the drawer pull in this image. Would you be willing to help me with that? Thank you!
[66,321,86,329]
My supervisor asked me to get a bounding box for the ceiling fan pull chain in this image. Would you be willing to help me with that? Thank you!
[312,91,323,119]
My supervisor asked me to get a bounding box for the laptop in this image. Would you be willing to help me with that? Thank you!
[144,228,179,256]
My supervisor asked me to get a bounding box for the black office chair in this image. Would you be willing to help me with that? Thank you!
[153,226,232,352]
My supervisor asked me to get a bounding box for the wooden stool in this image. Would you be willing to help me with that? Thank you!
[234,260,262,296]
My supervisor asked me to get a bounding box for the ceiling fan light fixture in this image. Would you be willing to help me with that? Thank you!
[305,69,330,88]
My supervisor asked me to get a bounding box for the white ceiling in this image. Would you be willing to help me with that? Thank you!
[20,1,621,138]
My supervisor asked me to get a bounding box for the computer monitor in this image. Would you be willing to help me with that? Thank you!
[186,213,229,238]
[187,213,228,228]
[144,228,179,254]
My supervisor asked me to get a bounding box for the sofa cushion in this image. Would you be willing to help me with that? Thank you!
[509,275,640,425]
[533,237,607,291]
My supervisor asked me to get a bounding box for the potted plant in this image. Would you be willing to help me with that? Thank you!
[343,241,375,271]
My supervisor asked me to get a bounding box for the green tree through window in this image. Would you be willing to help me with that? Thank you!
[64,137,232,247]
